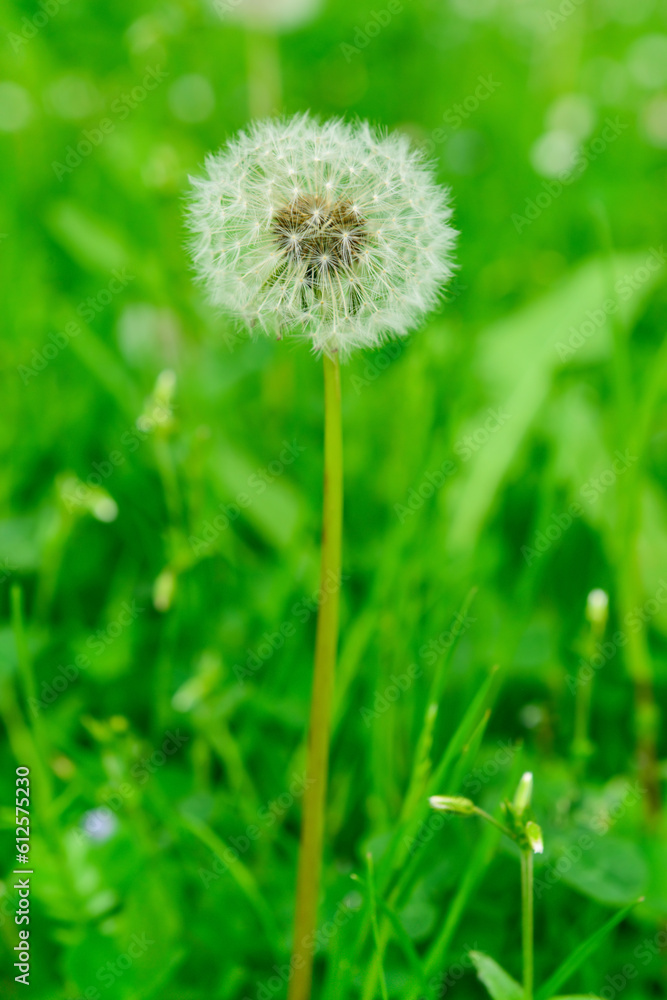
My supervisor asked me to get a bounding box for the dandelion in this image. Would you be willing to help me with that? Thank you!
[187,113,455,1000]
[187,114,457,359]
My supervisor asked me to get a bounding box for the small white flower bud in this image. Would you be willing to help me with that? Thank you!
[513,772,533,816]
[153,568,176,612]
[90,495,119,523]
[525,820,544,854]
[429,795,476,816]
[586,588,609,627]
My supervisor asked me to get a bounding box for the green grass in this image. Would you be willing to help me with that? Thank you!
[1,0,667,998]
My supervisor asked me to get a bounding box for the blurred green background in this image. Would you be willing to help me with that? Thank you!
[1,0,667,997]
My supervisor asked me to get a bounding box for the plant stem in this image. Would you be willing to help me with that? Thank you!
[246,30,282,118]
[521,850,534,1000]
[473,806,514,840]
[288,353,343,1000]
[572,616,605,772]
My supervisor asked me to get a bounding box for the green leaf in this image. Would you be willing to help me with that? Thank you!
[536,898,640,1000]
[446,252,662,555]
[382,663,502,884]
[352,871,427,988]
[557,834,647,905]
[470,951,523,1000]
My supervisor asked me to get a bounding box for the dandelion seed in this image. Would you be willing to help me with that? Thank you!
[186,114,457,358]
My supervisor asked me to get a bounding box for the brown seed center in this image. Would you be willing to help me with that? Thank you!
[271,196,367,286]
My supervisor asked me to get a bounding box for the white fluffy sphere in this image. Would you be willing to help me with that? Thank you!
[187,114,457,358]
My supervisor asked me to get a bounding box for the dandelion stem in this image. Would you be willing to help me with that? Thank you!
[245,30,282,118]
[521,849,534,1000]
[289,352,343,1000]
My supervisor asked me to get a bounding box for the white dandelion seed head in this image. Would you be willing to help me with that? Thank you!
[186,114,457,359]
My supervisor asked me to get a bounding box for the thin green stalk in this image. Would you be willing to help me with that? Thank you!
[593,208,662,816]
[473,807,513,840]
[11,585,52,801]
[572,614,606,772]
[288,353,343,1000]
[521,850,534,1000]
[246,30,282,118]
[365,854,389,1000]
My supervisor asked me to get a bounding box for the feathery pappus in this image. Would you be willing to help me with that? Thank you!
[187,114,457,358]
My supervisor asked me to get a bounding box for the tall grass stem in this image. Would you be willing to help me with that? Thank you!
[521,849,534,1000]
[288,353,343,1000]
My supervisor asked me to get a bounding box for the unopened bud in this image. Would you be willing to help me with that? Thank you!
[525,820,544,854]
[586,588,609,627]
[513,772,533,816]
[429,795,476,816]
[153,568,176,612]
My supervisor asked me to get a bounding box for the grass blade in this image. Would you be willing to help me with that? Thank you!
[536,899,641,1000]
[470,951,523,1000]
[384,664,502,886]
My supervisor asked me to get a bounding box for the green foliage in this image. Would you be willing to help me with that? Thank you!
[1,0,666,998]
[470,951,523,1000]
